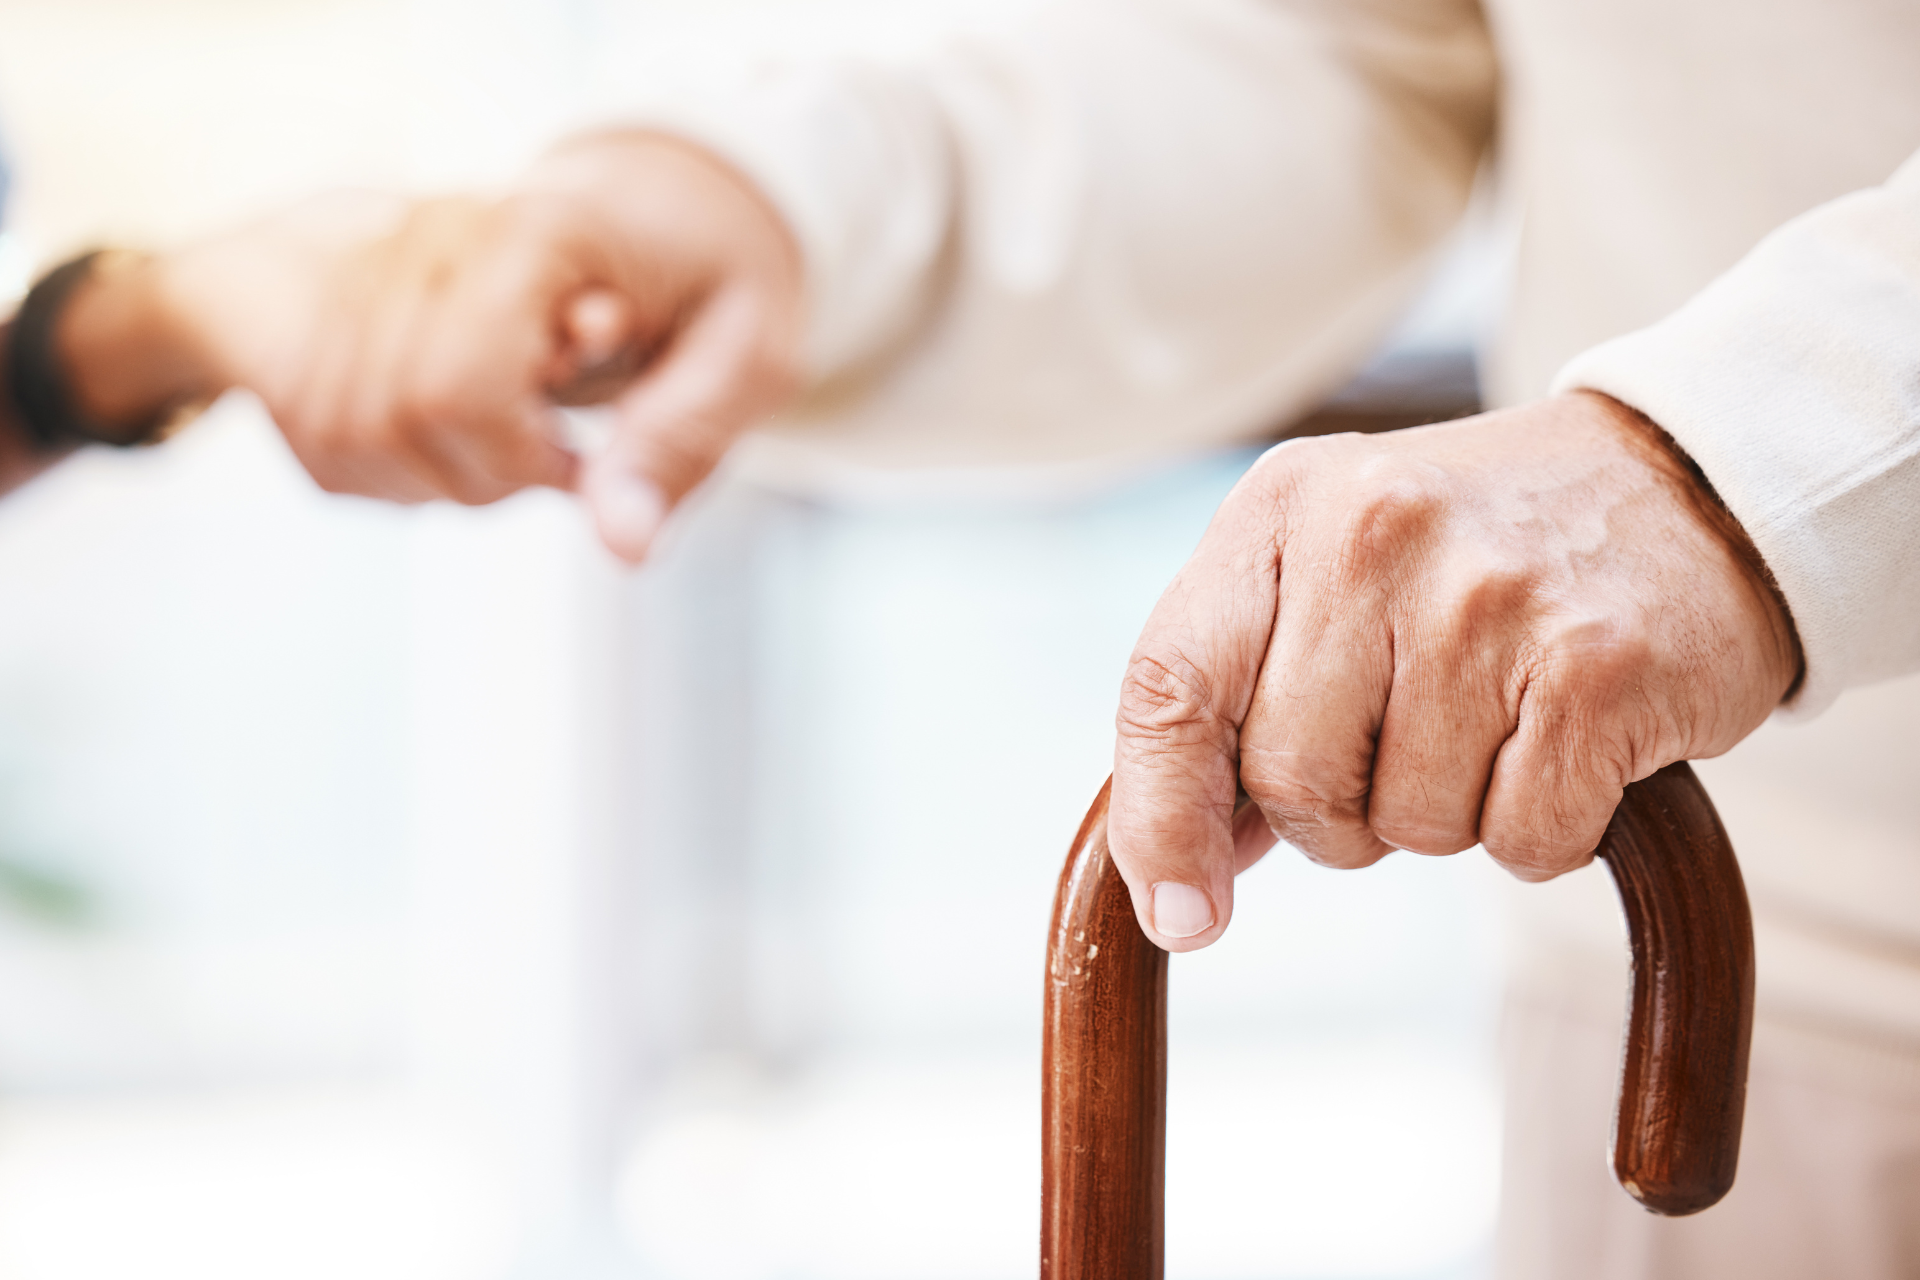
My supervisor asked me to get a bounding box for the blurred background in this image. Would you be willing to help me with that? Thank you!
[0,2,1507,1277]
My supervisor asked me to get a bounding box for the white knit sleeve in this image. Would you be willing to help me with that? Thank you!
[600,0,1497,467]
[1556,150,1920,714]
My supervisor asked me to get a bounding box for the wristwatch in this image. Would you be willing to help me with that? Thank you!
[4,249,182,450]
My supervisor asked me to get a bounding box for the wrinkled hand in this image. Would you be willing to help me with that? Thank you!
[162,133,803,561]
[1107,391,1801,951]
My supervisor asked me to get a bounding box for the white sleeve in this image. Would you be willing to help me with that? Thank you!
[610,0,1496,468]
[1555,151,1920,715]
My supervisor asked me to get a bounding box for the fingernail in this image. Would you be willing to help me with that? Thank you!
[593,472,666,563]
[1151,882,1214,939]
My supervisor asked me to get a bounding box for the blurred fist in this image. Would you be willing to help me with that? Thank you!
[164,133,804,561]
[1106,391,1801,952]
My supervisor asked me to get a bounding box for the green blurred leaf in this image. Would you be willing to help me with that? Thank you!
[0,855,96,927]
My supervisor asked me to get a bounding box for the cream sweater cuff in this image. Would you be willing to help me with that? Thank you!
[1553,165,1920,714]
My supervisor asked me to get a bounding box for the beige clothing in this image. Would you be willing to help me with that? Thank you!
[1500,990,1920,1280]
[616,0,1920,1271]
[629,0,1499,469]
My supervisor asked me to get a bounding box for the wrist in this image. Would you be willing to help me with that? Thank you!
[54,250,219,443]
[1571,388,1806,699]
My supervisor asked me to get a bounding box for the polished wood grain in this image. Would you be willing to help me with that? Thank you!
[1040,778,1164,1280]
[1599,760,1755,1216]
[1041,762,1754,1277]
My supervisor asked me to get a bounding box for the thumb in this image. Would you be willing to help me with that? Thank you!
[579,282,797,563]
[549,288,645,405]
[1108,485,1285,952]
[563,288,634,367]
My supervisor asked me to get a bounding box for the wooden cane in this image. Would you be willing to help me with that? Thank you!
[1040,761,1755,1279]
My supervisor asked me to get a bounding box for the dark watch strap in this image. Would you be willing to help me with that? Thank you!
[4,250,169,450]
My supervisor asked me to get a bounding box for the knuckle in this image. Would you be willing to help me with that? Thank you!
[1116,647,1221,753]
[1337,464,1445,566]
[1444,557,1535,637]
[1481,770,1615,880]
[1583,632,1658,696]
[1371,816,1477,856]
[1246,435,1318,485]
[285,426,357,496]
[1482,830,1596,881]
[1535,615,1657,686]
[1367,743,1490,857]
[1523,622,1665,765]
[1223,437,1315,520]
[1238,754,1370,835]
[1288,826,1390,871]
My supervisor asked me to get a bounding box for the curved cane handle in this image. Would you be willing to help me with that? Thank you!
[1597,761,1755,1214]
[1040,762,1754,1279]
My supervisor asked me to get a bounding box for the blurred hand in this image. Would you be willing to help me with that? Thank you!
[163,133,804,561]
[1106,391,1801,952]
[5,203,410,493]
